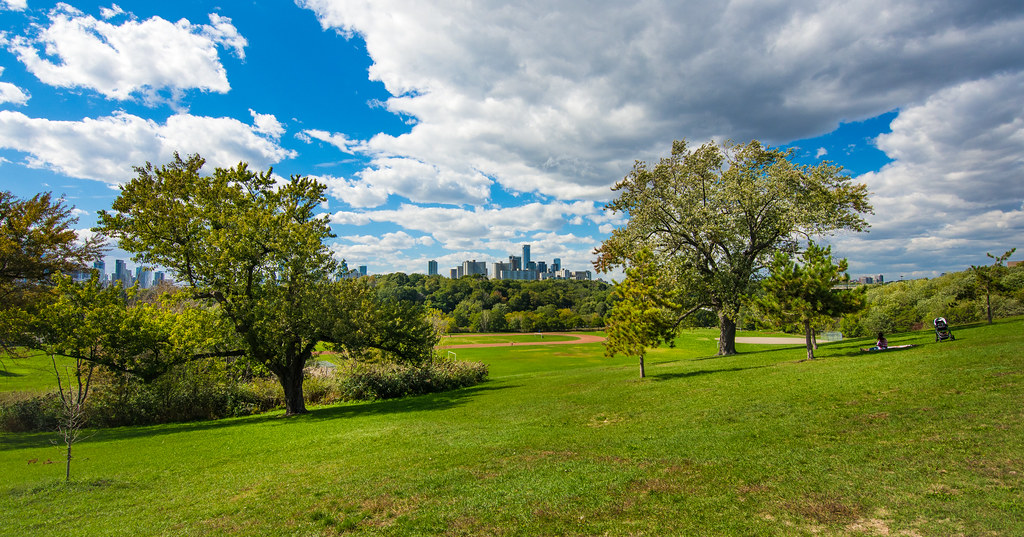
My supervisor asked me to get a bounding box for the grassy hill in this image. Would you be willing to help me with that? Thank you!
[2,320,1022,536]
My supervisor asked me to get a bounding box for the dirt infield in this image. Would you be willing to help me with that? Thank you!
[439,332,606,349]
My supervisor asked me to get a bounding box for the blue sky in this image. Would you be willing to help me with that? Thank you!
[1,1,1022,281]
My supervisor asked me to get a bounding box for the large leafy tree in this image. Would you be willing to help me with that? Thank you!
[97,154,436,415]
[753,242,865,360]
[1,191,105,354]
[596,139,872,355]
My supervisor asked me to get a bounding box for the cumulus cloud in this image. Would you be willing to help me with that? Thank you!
[1,0,27,11]
[0,67,30,105]
[329,201,600,250]
[815,147,828,158]
[838,72,1024,275]
[298,0,1024,206]
[4,4,246,104]
[0,110,296,184]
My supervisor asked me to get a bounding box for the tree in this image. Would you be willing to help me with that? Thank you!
[595,139,871,355]
[35,274,225,480]
[97,154,436,415]
[1,191,105,354]
[754,242,865,360]
[604,249,680,378]
[970,248,1017,324]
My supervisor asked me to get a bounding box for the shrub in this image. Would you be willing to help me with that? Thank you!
[0,392,60,432]
[338,359,488,401]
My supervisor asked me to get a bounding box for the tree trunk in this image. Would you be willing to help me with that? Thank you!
[811,326,819,350]
[717,312,737,356]
[279,361,308,415]
[639,355,646,378]
[803,319,815,360]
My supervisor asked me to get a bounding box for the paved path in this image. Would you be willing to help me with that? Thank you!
[439,332,606,349]
[729,337,807,345]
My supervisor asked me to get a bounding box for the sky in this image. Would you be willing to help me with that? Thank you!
[1,0,1022,282]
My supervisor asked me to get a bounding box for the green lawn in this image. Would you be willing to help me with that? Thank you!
[2,319,1022,536]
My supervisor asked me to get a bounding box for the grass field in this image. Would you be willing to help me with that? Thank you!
[2,319,1022,536]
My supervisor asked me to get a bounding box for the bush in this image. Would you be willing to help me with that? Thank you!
[338,359,488,401]
[0,392,60,433]
[1,357,489,432]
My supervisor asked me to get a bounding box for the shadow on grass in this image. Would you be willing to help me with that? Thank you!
[649,364,770,381]
[2,382,515,451]
[0,369,24,377]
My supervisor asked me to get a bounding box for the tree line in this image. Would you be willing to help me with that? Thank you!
[369,273,612,333]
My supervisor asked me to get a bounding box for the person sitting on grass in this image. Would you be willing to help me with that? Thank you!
[876,332,888,350]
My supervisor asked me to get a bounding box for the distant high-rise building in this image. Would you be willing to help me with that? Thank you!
[114,259,131,288]
[136,266,153,289]
[492,261,510,280]
[359,265,367,276]
[93,260,107,284]
[154,272,165,285]
[450,267,462,279]
[877,274,884,284]
[536,261,547,273]
[462,260,487,277]
[428,260,438,276]
[522,244,531,268]
[552,258,561,272]
[509,255,522,271]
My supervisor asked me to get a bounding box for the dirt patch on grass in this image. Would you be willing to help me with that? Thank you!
[785,493,862,525]
[439,332,605,349]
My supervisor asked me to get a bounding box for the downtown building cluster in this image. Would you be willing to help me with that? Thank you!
[72,260,166,289]
[430,245,592,281]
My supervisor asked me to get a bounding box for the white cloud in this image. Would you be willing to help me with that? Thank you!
[1,0,27,11]
[250,109,285,140]
[301,129,364,154]
[815,147,828,158]
[99,4,124,19]
[4,4,247,104]
[329,201,600,252]
[311,174,389,208]
[836,72,1024,275]
[0,67,29,105]
[0,110,296,184]
[298,0,1024,206]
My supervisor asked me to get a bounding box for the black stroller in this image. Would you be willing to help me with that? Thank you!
[934,317,955,342]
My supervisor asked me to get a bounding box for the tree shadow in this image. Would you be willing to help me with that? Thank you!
[649,364,770,381]
[0,369,24,377]
[2,382,516,451]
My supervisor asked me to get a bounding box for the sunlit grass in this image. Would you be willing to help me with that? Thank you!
[2,318,1022,536]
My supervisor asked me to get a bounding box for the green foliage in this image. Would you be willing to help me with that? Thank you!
[0,191,104,354]
[840,263,1024,336]
[96,154,438,415]
[970,248,1017,324]
[596,139,872,356]
[753,242,864,359]
[336,359,489,401]
[604,249,680,377]
[372,274,612,333]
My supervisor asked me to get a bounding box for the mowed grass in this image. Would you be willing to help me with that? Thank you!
[439,333,579,346]
[2,319,1022,536]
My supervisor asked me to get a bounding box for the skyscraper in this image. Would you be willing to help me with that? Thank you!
[522,244,531,269]
[359,265,367,276]
[428,260,438,276]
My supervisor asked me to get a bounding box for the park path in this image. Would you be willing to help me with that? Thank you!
[438,332,606,349]
[730,336,807,344]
